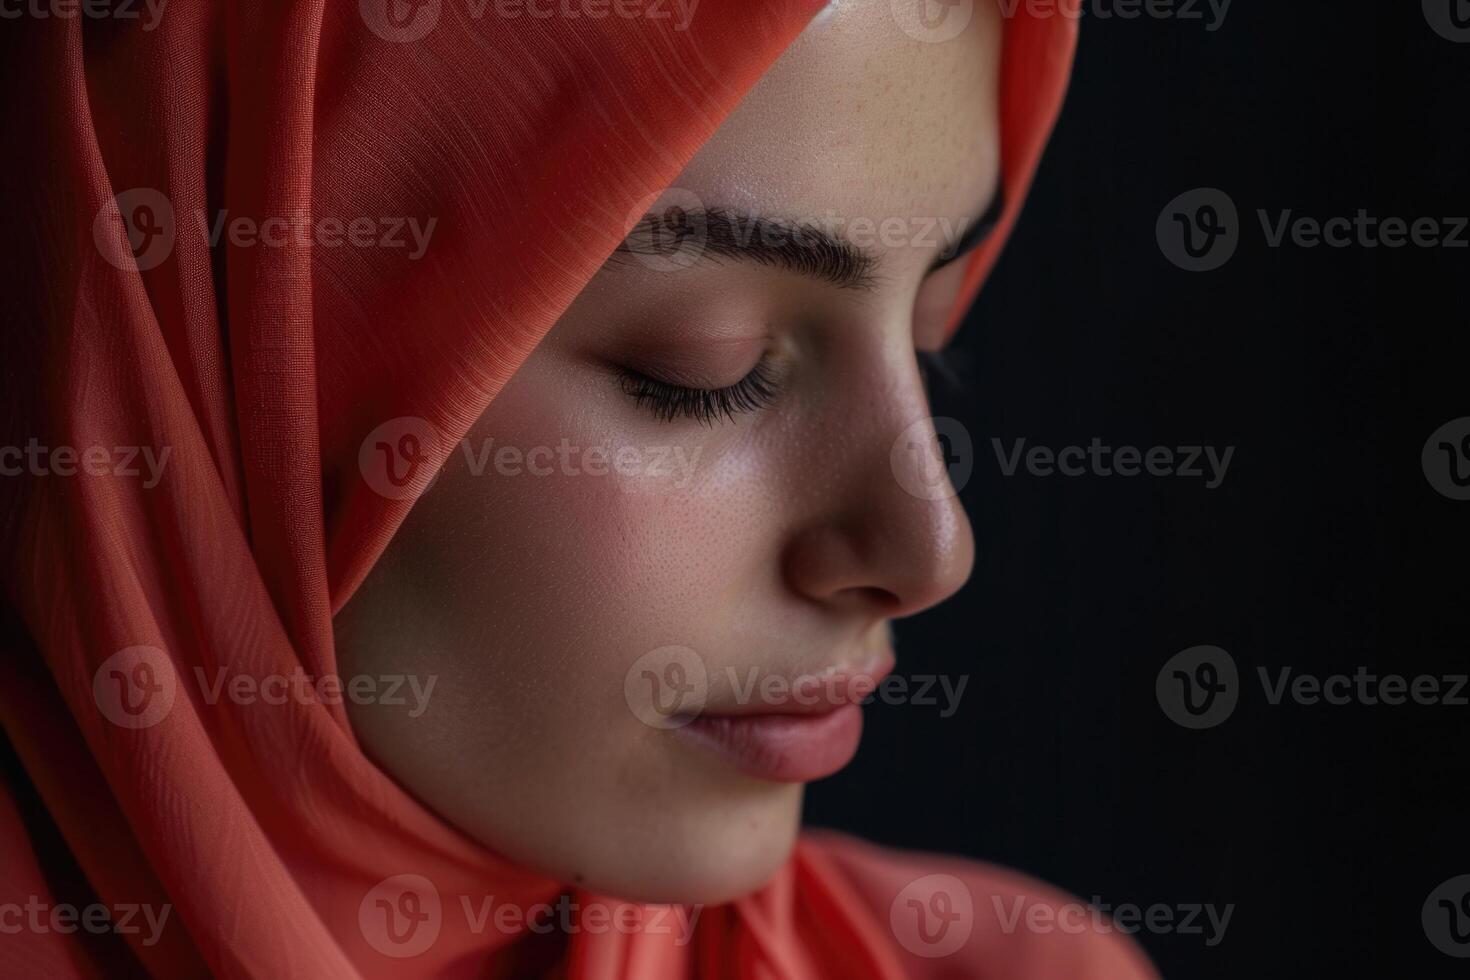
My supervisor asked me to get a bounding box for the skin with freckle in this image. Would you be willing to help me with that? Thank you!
[334,0,994,905]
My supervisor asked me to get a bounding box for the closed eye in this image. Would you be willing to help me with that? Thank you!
[618,356,781,425]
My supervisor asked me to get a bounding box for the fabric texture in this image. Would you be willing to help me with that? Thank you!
[0,2,1084,976]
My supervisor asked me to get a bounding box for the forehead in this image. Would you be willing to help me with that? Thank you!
[671,0,1002,266]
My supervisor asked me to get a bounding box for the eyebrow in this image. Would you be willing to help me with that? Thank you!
[615,184,1006,291]
[616,207,878,289]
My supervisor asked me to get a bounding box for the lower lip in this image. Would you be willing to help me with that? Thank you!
[675,704,865,783]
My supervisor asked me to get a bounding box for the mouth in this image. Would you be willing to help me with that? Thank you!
[672,646,895,783]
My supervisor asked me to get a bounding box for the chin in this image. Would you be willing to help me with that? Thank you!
[549,781,806,906]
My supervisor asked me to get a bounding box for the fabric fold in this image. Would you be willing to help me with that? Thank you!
[0,3,1079,976]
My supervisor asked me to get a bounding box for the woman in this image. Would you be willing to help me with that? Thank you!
[0,0,1157,976]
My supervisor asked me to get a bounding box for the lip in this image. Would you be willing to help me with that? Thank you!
[673,647,895,783]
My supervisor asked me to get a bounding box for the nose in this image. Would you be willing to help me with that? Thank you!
[781,372,976,619]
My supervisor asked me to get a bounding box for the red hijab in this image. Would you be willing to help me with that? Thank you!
[0,2,1120,977]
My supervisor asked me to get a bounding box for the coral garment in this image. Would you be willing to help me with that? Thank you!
[0,1,1152,977]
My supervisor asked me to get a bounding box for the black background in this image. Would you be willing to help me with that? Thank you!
[806,3,1466,977]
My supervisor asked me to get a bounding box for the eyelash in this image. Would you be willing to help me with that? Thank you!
[618,357,780,425]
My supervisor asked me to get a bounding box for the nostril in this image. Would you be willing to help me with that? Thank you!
[840,585,903,614]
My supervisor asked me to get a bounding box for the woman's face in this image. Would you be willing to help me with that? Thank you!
[335,0,998,904]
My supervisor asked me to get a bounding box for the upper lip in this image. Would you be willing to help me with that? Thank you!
[694,646,896,718]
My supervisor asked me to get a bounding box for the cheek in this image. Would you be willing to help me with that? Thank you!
[410,368,780,739]
[483,425,771,647]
